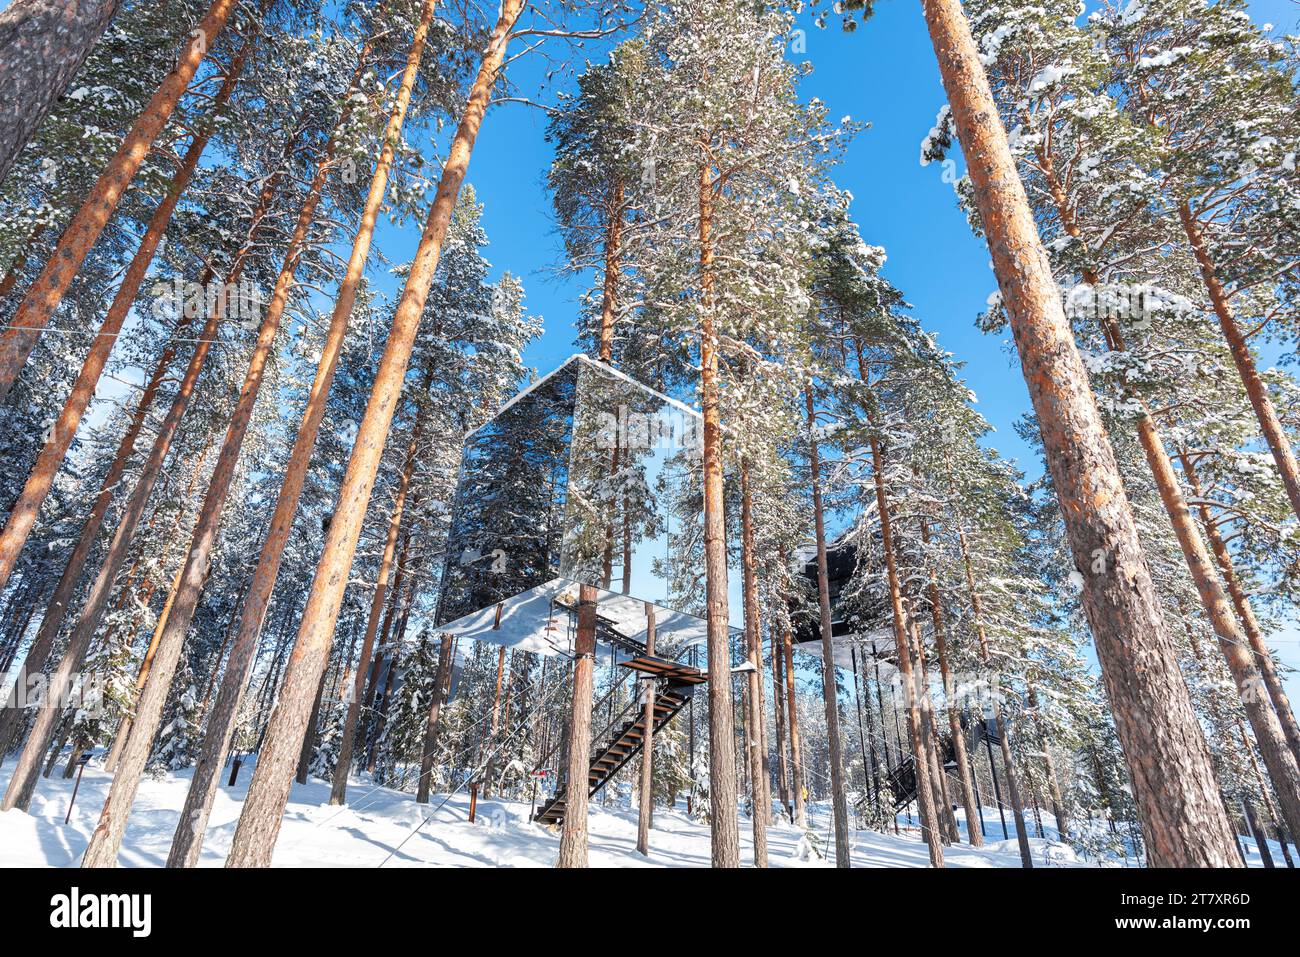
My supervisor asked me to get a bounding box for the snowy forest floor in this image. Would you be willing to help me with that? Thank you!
[0,759,1286,867]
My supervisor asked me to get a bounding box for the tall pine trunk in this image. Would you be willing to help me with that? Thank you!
[0,278,203,761]
[739,462,771,864]
[804,393,850,867]
[0,0,237,401]
[697,158,740,869]
[909,613,959,845]
[1027,688,1069,838]
[920,522,981,846]
[869,433,943,867]
[1177,203,1300,524]
[781,620,807,828]
[1108,381,1300,841]
[329,403,428,807]
[1179,451,1300,766]
[0,0,124,182]
[480,645,508,797]
[597,179,624,362]
[1046,155,1300,791]
[2,301,224,813]
[80,94,351,865]
[770,613,791,820]
[225,0,526,867]
[918,0,1239,866]
[103,540,190,772]
[557,584,598,867]
[170,1,439,866]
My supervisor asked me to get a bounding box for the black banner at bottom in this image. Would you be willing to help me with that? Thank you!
[3,864,1283,944]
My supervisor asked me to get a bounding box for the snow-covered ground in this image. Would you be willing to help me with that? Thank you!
[0,759,1285,867]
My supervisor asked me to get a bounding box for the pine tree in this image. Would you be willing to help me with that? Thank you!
[853,0,1246,864]
[0,0,125,182]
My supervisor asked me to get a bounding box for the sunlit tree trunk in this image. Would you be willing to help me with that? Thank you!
[868,433,943,867]
[558,584,598,867]
[909,611,958,845]
[0,257,210,761]
[1027,688,1069,839]
[0,0,124,182]
[1180,451,1300,767]
[330,416,426,806]
[0,23,258,597]
[918,0,1238,866]
[805,394,850,867]
[481,646,508,798]
[597,178,624,362]
[1,279,226,813]
[782,620,807,828]
[697,156,740,869]
[80,103,349,868]
[739,462,771,864]
[167,0,435,867]
[1177,203,1300,524]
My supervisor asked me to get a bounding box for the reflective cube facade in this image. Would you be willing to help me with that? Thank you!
[435,355,717,656]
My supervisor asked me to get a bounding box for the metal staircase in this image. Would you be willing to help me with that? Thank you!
[533,655,705,827]
[882,715,998,809]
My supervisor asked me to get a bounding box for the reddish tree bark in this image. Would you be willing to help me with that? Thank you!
[557,584,598,867]
[597,179,624,362]
[782,620,807,828]
[805,394,850,867]
[480,645,509,797]
[0,142,286,813]
[330,428,423,805]
[770,610,791,820]
[1178,203,1300,525]
[80,143,340,868]
[1179,451,1300,766]
[0,0,124,182]
[869,433,943,867]
[738,463,771,863]
[80,41,384,863]
[919,0,1239,866]
[697,156,740,869]
[0,281,203,761]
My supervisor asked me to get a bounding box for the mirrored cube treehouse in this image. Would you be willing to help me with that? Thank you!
[435,354,721,663]
[789,535,892,668]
